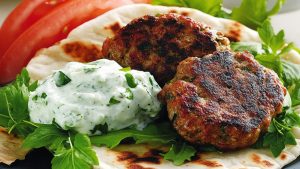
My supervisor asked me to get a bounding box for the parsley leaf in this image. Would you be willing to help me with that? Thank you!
[255,20,287,77]
[0,69,37,137]
[52,133,99,169]
[257,20,285,53]
[152,0,224,16]
[162,142,196,166]
[231,0,286,29]
[91,122,177,148]
[22,124,68,149]
[261,107,300,157]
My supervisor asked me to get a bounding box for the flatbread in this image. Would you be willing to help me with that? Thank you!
[22,4,300,169]
[0,128,28,165]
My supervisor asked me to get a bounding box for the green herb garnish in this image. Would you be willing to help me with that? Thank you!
[23,124,98,169]
[149,77,154,86]
[125,73,138,88]
[55,71,71,87]
[262,107,300,157]
[162,142,196,166]
[83,67,97,73]
[0,69,37,137]
[41,92,47,99]
[231,0,286,29]
[107,96,121,106]
[125,88,134,100]
[119,67,131,72]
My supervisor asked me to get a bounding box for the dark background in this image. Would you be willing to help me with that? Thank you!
[0,149,52,169]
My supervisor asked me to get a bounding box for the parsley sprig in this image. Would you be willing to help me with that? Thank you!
[262,107,300,157]
[0,69,37,137]
[231,0,286,29]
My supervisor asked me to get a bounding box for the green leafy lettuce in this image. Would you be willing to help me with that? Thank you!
[91,122,197,165]
[162,142,196,166]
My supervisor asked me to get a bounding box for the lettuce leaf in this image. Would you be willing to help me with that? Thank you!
[161,142,196,166]
[91,122,197,165]
[91,122,177,148]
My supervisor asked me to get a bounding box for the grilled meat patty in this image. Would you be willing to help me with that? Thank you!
[102,13,230,85]
[158,51,286,150]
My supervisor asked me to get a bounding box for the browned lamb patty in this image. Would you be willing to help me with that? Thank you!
[102,13,229,85]
[158,51,286,150]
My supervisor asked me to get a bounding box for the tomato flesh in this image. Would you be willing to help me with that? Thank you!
[0,0,69,58]
[0,0,149,84]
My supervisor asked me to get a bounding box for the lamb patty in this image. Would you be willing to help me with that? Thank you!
[158,51,286,150]
[102,13,230,85]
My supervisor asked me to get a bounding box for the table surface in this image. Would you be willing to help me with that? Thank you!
[0,1,300,169]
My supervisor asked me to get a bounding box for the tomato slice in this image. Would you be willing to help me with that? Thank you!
[0,0,149,84]
[0,0,70,58]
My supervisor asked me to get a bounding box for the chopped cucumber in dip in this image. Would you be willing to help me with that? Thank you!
[28,59,162,135]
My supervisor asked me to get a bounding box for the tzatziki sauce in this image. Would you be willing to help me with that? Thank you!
[28,59,162,135]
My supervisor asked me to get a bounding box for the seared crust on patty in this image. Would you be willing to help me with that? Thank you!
[158,51,286,149]
[102,13,230,85]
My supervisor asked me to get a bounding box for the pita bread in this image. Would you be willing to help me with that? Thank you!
[0,128,28,165]
[14,4,300,168]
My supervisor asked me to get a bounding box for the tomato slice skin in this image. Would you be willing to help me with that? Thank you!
[0,0,149,84]
[0,0,69,58]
